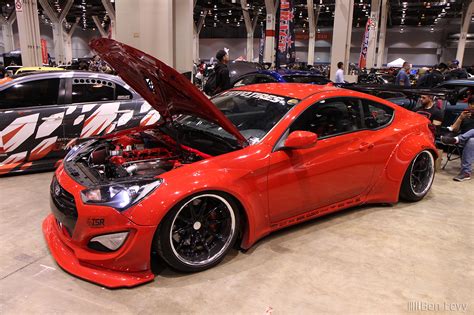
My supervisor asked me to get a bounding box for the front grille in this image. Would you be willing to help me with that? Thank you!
[50,176,78,236]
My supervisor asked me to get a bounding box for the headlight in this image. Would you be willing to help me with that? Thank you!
[81,178,163,211]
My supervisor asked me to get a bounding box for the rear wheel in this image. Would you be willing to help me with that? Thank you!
[400,150,435,202]
[155,192,240,272]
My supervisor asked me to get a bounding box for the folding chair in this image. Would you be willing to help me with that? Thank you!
[442,143,463,170]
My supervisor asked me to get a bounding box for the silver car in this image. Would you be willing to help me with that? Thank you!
[0,71,160,175]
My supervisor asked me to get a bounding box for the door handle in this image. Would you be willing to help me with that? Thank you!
[114,110,131,114]
[41,116,62,121]
[359,142,374,151]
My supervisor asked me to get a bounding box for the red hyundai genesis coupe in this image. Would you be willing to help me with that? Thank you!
[43,39,437,288]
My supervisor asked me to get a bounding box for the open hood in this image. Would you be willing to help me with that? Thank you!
[90,38,247,146]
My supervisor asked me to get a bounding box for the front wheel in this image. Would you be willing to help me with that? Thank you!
[155,192,240,272]
[400,150,435,202]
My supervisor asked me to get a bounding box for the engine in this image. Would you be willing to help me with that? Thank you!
[85,130,207,180]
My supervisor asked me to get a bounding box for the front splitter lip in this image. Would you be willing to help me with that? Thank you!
[42,214,154,288]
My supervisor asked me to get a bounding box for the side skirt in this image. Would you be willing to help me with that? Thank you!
[269,196,366,231]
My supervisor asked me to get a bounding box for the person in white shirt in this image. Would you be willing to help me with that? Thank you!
[335,61,345,83]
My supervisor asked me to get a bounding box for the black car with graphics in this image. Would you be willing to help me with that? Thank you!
[0,71,160,175]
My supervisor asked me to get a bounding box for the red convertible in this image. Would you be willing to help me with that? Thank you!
[43,39,437,288]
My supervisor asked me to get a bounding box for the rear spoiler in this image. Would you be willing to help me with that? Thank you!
[335,83,468,111]
[337,83,458,99]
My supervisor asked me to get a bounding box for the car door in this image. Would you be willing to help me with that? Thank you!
[267,97,376,223]
[62,77,156,142]
[358,98,399,180]
[0,78,66,174]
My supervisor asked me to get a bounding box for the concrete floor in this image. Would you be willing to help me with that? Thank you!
[0,160,472,314]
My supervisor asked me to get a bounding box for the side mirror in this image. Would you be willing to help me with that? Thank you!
[284,131,318,150]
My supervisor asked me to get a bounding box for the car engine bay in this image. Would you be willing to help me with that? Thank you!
[67,129,211,184]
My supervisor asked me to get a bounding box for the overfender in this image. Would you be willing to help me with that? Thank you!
[367,132,437,203]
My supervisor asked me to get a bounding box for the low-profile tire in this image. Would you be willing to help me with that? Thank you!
[155,192,240,273]
[400,150,435,202]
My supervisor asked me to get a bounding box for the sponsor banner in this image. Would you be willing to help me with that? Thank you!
[275,0,296,67]
[15,0,22,12]
[358,18,371,69]
[295,32,332,41]
[265,30,275,36]
[41,39,48,65]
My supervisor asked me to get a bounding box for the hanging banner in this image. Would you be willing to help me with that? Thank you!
[41,39,48,65]
[358,18,371,69]
[275,0,295,68]
[15,0,23,12]
[259,25,265,64]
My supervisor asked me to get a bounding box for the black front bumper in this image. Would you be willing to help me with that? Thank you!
[50,176,78,236]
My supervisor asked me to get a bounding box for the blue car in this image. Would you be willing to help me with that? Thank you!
[232,69,332,87]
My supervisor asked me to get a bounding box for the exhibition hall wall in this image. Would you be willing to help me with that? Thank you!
[1,23,473,66]
[0,23,98,60]
[200,25,474,66]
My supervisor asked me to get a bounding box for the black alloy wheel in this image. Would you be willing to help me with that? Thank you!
[400,150,435,202]
[156,192,240,272]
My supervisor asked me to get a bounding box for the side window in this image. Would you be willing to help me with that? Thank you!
[289,98,363,138]
[115,84,133,100]
[72,78,115,103]
[233,75,256,87]
[0,79,60,109]
[361,99,394,129]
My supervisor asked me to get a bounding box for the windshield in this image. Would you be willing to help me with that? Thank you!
[175,90,299,145]
[283,75,331,85]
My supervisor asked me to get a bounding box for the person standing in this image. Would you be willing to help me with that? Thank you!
[335,62,344,83]
[0,62,6,79]
[395,61,411,87]
[445,60,468,80]
[416,63,448,88]
[214,49,231,93]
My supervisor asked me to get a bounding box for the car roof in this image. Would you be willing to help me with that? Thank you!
[16,67,63,72]
[0,70,125,86]
[232,83,337,99]
[257,69,325,76]
[438,79,474,87]
[0,70,139,96]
